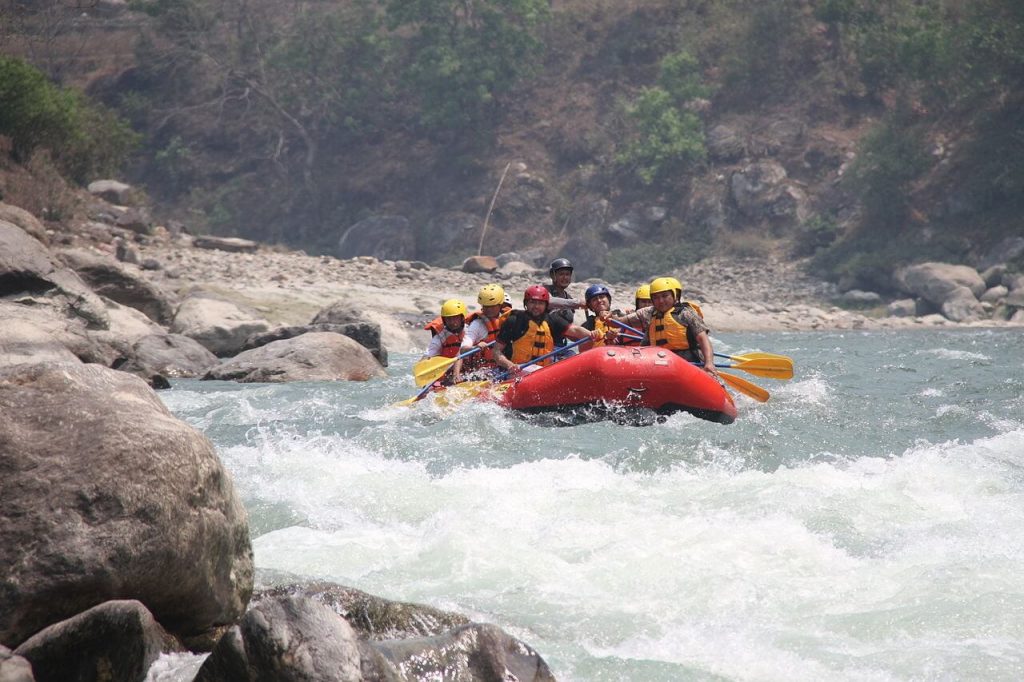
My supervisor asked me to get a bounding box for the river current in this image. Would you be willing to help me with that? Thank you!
[149,329,1024,681]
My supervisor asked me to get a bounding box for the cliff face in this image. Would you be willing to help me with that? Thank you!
[4,0,1022,287]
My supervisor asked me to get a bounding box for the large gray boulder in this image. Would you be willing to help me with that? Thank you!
[0,221,109,328]
[940,285,986,322]
[728,159,810,226]
[242,323,387,367]
[171,292,271,357]
[86,179,133,205]
[203,332,386,383]
[118,333,220,379]
[0,202,48,244]
[58,248,176,325]
[0,363,253,649]
[894,262,987,305]
[14,600,179,682]
[256,582,470,641]
[195,596,362,682]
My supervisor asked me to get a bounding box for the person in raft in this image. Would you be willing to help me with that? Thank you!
[614,276,717,376]
[493,285,600,376]
[580,284,623,348]
[451,283,511,383]
[421,299,468,384]
[634,283,653,311]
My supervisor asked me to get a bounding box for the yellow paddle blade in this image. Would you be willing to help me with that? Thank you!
[412,355,458,387]
[733,351,794,365]
[718,371,769,403]
[729,357,794,380]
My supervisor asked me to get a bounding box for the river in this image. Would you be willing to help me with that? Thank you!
[148,328,1024,681]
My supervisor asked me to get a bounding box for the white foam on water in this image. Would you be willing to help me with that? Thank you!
[243,427,1024,679]
[919,348,990,362]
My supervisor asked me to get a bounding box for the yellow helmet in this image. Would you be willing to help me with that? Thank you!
[635,284,651,301]
[440,299,467,318]
[477,284,505,307]
[649,277,683,300]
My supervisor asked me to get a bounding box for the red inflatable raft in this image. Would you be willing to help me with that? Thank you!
[472,346,737,424]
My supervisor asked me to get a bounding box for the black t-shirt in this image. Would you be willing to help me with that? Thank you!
[497,309,571,357]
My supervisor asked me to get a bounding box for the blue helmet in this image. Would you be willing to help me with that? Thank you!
[585,284,612,303]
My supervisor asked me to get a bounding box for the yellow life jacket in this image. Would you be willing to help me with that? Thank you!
[583,315,614,347]
[648,303,701,353]
[509,318,555,365]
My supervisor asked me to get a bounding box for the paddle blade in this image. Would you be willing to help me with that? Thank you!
[718,371,770,402]
[413,355,457,387]
[733,351,794,364]
[729,357,794,380]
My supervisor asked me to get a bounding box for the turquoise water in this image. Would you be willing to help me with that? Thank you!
[153,329,1024,681]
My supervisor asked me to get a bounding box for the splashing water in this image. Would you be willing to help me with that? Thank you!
[153,329,1024,681]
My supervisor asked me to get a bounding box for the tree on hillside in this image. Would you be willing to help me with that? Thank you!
[384,0,549,138]
[130,0,388,243]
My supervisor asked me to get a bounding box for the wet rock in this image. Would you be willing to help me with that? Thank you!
[375,623,555,682]
[255,582,470,641]
[203,332,386,382]
[0,363,253,649]
[13,600,180,682]
[195,596,361,682]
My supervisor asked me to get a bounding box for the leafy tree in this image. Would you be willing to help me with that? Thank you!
[0,56,137,183]
[384,0,549,134]
[617,50,708,185]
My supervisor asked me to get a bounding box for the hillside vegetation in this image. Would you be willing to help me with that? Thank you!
[1,0,1022,290]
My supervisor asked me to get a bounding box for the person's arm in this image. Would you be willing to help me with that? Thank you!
[564,324,602,341]
[696,330,716,374]
[493,340,517,373]
[548,295,584,311]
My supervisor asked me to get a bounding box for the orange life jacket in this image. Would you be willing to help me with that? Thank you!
[438,328,464,358]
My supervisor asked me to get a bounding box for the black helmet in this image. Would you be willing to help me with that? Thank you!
[548,257,573,275]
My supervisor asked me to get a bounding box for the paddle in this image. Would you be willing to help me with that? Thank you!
[717,371,770,403]
[394,381,436,407]
[716,350,794,366]
[716,357,793,380]
[413,342,495,387]
[494,336,591,381]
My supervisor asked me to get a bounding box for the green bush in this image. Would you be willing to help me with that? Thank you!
[385,0,549,134]
[844,113,929,230]
[616,87,706,185]
[0,57,138,183]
